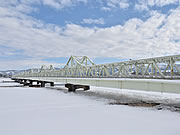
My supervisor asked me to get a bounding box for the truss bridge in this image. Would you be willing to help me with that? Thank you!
[15,55,180,79]
[13,55,180,93]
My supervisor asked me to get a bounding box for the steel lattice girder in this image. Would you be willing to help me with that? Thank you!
[14,55,180,79]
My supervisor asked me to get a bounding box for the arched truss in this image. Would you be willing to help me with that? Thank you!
[64,56,95,68]
[40,65,54,71]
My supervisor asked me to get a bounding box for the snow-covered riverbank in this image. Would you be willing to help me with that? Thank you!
[0,78,180,135]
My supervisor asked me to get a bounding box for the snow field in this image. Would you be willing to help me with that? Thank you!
[0,78,180,135]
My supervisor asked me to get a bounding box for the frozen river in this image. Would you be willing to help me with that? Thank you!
[0,78,180,135]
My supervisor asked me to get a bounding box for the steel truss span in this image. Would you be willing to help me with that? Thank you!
[14,55,180,79]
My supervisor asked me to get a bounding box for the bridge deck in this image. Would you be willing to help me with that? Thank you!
[15,77,180,94]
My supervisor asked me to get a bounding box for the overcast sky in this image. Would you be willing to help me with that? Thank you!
[0,0,180,70]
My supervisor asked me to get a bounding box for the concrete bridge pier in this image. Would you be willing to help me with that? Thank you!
[40,81,45,87]
[65,83,90,92]
[29,80,33,85]
[19,79,26,84]
[39,81,54,87]
[18,79,23,84]
[12,78,55,88]
[50,82,54,87]
[23,79,30,86]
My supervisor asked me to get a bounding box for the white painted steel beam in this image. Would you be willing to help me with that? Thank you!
[15,54,180,79]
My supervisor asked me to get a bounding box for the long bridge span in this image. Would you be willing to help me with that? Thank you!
[13,55,180,93]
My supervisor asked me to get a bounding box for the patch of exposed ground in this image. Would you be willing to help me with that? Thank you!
[109,101,160,107]
[108,100,180,112]
[51,87,180,113]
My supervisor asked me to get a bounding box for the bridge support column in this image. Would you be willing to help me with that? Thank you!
[50,82,54,87]
[66,84,75,92]
[40,81,45,87]
[23,79,30,86]
[29,80,33,85]
[19,79,24,84]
